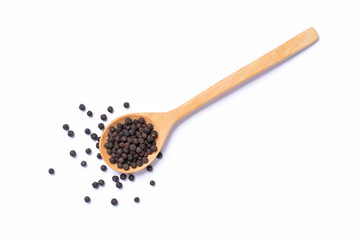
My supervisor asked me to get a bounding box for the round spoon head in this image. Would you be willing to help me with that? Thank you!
[99,112,174,173]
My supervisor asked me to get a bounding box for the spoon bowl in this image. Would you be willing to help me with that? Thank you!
[99,111,177,173]
[99,28,319,173]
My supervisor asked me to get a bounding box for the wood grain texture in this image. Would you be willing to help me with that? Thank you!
[99,28,319,173]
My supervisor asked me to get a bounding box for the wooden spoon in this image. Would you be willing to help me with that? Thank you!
[100,27,319,173]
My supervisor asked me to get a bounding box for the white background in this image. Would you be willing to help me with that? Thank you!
[0,0,359,239]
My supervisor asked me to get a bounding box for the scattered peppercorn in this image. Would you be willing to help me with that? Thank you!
[63,124,69,131]
[100,165,107,172]
[48,168,55,175]
[79,104,86,111]
[98,179,105,186]
[134,197,140,203]
[157,152,163,159]
[107,106,114,113]
[91,133,98,140]
[120,174,127,180]
[123,102,130,108]
[81,161,87,167]
[98,123,104,130]
[129,174,135,181]
[84,196,91,203]
[111,198,118,206]
[96,142,99,149]
[87,111,93,117]
[85,128,91,135]
[68,130,75,137]
[116,182,123,189]
[150,180,155,186]
[70,150,76,157]
[97,153,102,159]
[100,114,107,121]
[92,182,99,189]
[112,175,119,182]
[85,148,92,155]
[146,165,153,172]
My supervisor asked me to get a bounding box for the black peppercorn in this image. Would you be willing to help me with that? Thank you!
[120,173,127,180]
[98,179,105,186]
[116,182,123,189]
[68,130,75,137]
[111,198,118,206]
[85,148,92,155]
[92,182,99,189]
[107,106,114,113]
[63,124,69,131]
[123,163,129,171]
[85,128,91,135]
[48,168,55,175]
[112,175,119,182]
[157,152,163,159]
[81,161,87,167]
[150,180,155,186]
[96,142,99,149]
[100,114,107,121]
[79,104,86,111]
[98,123,104,130]
[128,174,135,181]
[84,196,91,203]
[146,165,153,172]
[70,150,76,157]
[134,197,140,203]
[90,133,98,141]
[123,102,130,108]
[87,111,93,117]
[97,153,102,159]
[100,165,107,172]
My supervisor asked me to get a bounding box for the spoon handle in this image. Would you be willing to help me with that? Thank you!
[171,27,319,121]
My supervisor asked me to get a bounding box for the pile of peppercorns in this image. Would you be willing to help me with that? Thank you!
[49,102,161,206]
[104,117,159,170]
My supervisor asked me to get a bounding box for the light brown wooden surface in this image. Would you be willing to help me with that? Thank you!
[100,27,319,173]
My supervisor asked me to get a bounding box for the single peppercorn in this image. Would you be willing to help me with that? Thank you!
[84,196,91,203]
[116,182,123,189]
[81,161,87,167]
[123,102,130,108]
[98,179,105,186]
[96,142,99,149]
[100,165,107,172]
[63,124,69,131]
[90,133,98,140]
[146,165,153,172]
[128,174,135,181]
[112,175,119,182]
[48,168,55,175]
[100,114,107,121]
[70,150,76,157]
[68,130,75,137]
[97,153,102,159]
[120,174,127,180]
[134,197,140,203]
[85,148,92,155]
[87,111,93,117]
[98,123,104,130]
[92,182,99,189]
[157,152,163,159]
[84,128,91,135]
[111,198,118,206]
[107,106,114,113]
[150,180,155,186]
[79,104,86,111]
